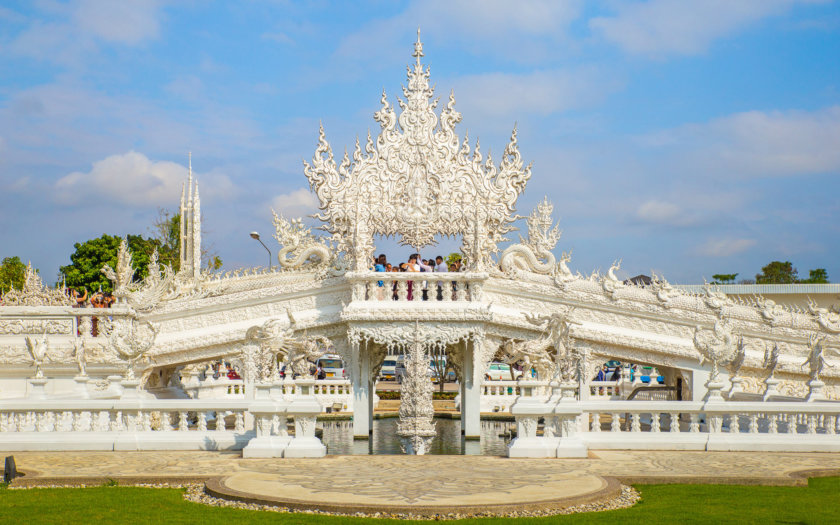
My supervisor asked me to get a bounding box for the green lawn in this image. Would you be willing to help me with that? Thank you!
[1,477,838,524]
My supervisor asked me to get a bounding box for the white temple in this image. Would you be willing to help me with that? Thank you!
[0,33,839,457]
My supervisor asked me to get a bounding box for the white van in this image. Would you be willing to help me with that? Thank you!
[316,354,346,380]
[379,356,402,381]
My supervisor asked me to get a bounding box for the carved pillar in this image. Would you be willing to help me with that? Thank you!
[460,337,482,438]
[352,338,373,438]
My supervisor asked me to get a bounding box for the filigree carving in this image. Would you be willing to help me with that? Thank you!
[107,318,158,379]
[397,330,436,455]
[303,31,530,270]
[802,334,837,382]
[2,263,73,306]
[502,309,581,381]
[764,342,781,380]
[601,260,625,300]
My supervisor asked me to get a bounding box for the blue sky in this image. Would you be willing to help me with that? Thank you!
[1,0,839,284]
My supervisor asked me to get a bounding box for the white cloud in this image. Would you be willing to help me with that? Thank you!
[451,67,619,119]
[271,188,319,219]
[699,238,757,257]
[6,0,164,65]
[642,106,840,178]
[54,151,233,207]
[335,0,582,65]
[591,0,823,57]
[73,0,162,45]
[636,200,682,224]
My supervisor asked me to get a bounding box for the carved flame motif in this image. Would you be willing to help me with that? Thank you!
[304,31,531,270]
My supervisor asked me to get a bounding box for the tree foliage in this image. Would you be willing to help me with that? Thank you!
[0,256,28,293]
[445,252,462,269]
[59,235,160,293]
[801,268,829,284]
[755,261,798,284]
[711,273,738,284]
[151,209,181,273]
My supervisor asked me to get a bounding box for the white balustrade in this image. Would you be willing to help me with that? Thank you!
[508,391,840,458]
[346,271,486,303]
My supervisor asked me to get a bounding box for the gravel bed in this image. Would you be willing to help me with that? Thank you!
[10,482,641,519]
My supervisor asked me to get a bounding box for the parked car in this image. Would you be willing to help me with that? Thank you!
[316,355,346,380]
[379,356,401,381]
[394,361,435,384]
[485,362,522,381]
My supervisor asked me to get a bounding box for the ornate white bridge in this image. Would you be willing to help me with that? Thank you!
[1,34,839,457]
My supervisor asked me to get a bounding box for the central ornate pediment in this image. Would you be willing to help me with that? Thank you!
[303,31,532,269]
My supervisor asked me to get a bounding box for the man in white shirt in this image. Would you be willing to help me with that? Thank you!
[433,255,448,300]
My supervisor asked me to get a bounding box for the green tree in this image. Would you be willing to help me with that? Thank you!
[801,268,829,284]
[712,273,738,284]
[59,234,160,293]
[445,252,462,269]
[755,261,798,284]
[151,209,181,273]
[0,256,28,293]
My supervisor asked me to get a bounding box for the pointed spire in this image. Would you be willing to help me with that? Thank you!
[413,26,424,66]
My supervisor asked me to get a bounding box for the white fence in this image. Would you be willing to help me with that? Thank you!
[507,381,840,457]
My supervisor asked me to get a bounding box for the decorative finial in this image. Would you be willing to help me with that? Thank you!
[413,27,424,65]
[188,151,192,176]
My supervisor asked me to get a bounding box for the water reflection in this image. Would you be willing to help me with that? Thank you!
[320,418,512,456]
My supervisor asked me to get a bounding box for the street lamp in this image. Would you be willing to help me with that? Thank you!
[249,231,272,269]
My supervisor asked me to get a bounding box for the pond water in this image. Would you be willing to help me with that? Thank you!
[319,418,513,455]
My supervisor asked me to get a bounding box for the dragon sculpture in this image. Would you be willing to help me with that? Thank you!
[500,197,561,276]
[693,318,739,381]
[271,210,333,272]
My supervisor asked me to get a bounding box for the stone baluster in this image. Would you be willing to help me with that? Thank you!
[651,413,661,433]
[826,415,836,435]
[178,411,189,431]
[442,281,453,302]
[748,414,758,434]
[0,413,8,433]
[198,412,207,431]
[807,414,817,435]
[161,412,172,431]
[235,412,245,433]
[768,414,778,434]
[590,412,601,432]
[455,283,467,301]
[397,280,407,301]
[630,413,640,433]
[689,413,699,433]
[216,412,226,432]
[669,412,679,432]
[610,412,621,432]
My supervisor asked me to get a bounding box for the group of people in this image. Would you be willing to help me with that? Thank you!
[372,253,462,301]
[67,287,115,308]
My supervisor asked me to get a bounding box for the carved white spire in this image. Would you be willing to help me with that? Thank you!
[179,152,202,278]
[304,32,532,271]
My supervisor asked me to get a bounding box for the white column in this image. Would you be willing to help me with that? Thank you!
[353,340,373,438]
[461,339,481,438]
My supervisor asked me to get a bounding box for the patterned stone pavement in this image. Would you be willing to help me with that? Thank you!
[7,450,840,514]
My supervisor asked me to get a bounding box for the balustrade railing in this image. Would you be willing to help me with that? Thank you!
[346,271,486,303]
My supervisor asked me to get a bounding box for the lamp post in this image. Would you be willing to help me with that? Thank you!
[250,232,272,269]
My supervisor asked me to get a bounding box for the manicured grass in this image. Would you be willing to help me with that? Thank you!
[1,477,838,524]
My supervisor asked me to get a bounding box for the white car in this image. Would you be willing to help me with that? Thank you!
[484,362,522,381]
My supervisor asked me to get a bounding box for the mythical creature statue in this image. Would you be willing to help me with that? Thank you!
[107,318,158,380]
[288,335,331,378]
[101,238,135,302]
[703,281,732,312]
[503,309,581,381]
[727,337,746,381]
[24,331,49,379]
[272,210,332,271]
[807,299,840,334]
[554,250,577,287]
[73,337,87,377]
[802,334,834,382]
[764,341,780,380]
[693,319,738,381]
[602,260,625,299]
[650,271,682,307]
[499,197,561,276]
[755,295,788,326]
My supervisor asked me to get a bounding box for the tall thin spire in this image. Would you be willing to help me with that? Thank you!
[413,27,423,66]
[178,151,202,278]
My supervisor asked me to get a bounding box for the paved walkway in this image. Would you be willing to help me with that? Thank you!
[8,450,840,515]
